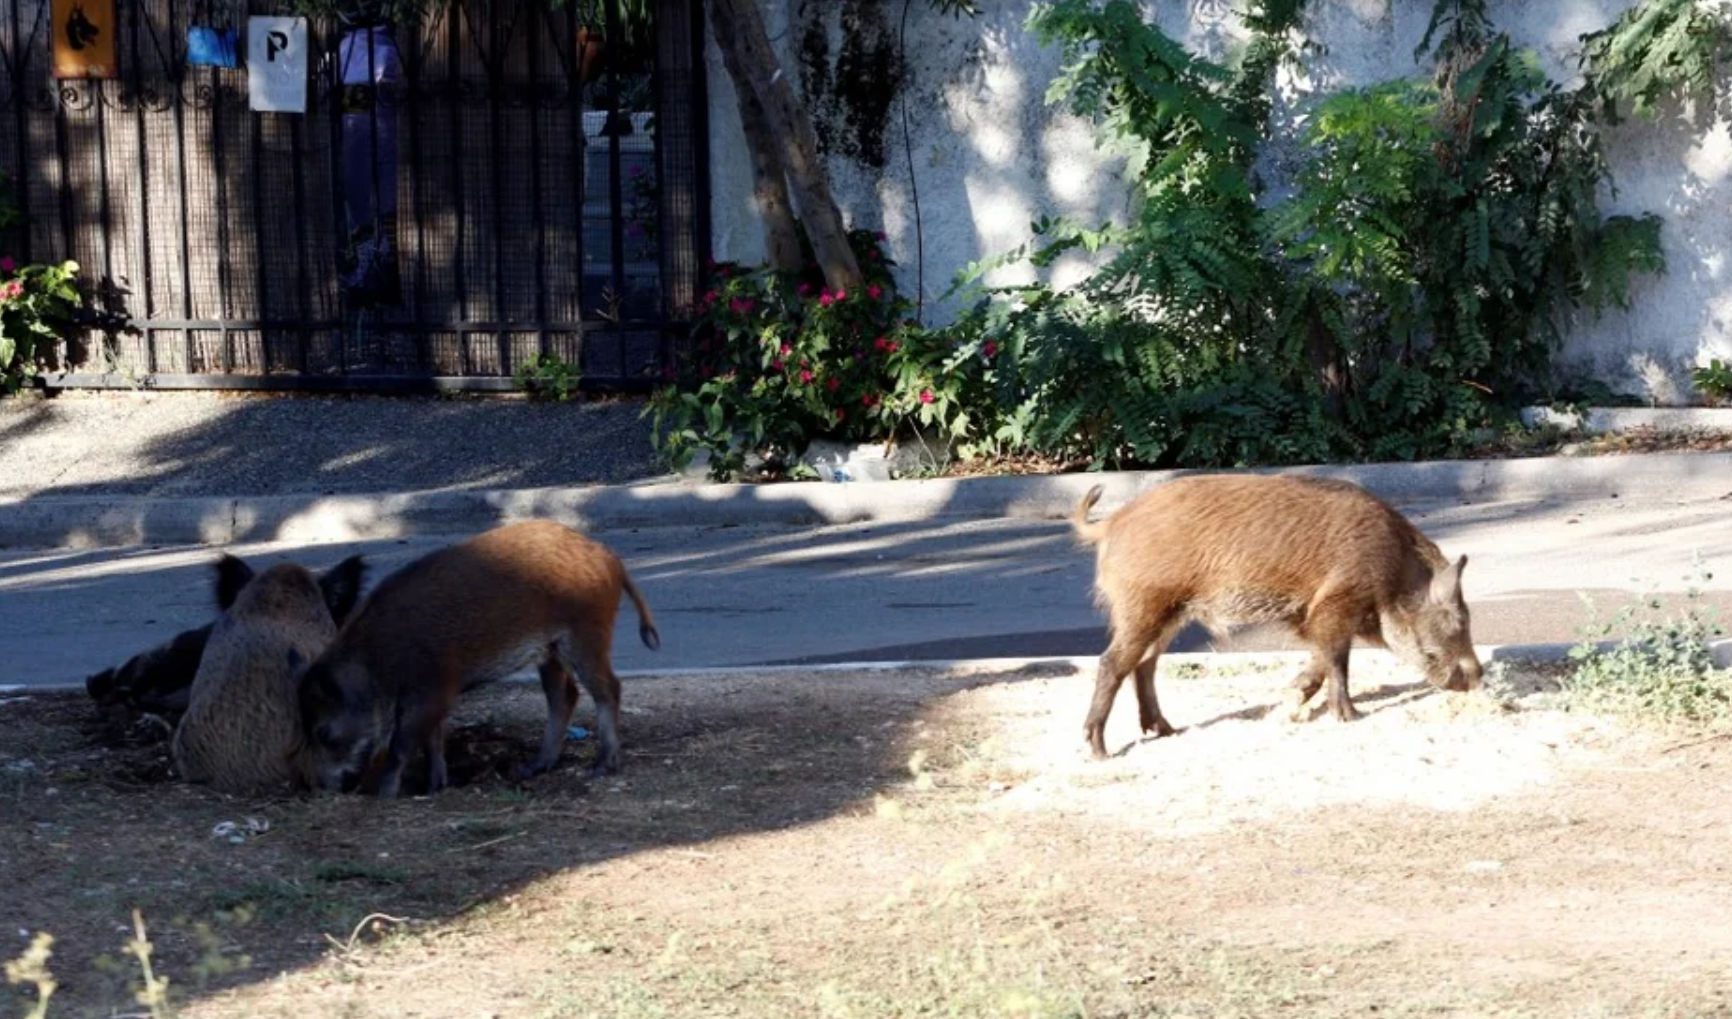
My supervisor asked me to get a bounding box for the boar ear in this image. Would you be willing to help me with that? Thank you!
[1430,555,1466,603]
[318,556,367,625]
[214,555,255,611]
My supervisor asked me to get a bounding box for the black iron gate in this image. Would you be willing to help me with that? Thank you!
[0,0,708,390]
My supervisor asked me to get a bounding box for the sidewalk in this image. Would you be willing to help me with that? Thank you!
[4,390,1732,550]
[0,389,661,499]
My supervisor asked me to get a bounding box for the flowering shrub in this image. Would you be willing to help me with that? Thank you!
[0,256,81,394]
[647,229,996,480]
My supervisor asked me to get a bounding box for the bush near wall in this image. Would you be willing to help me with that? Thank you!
[654,0,1720,479]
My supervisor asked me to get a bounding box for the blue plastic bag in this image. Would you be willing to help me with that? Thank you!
[186,25,238,69]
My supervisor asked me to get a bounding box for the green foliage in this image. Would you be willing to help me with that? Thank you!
[0,258,82,394]
[1580,0,1732,122]
[936,0,1675,469]
[1692,357,1732,404]
[646,231,995,481]
[1566,567,1731,725]
[513,352,583,401]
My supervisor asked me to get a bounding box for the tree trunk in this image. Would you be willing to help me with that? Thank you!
[1306,304,1347,419]
[708,0,864,291]
[708,4,804,273]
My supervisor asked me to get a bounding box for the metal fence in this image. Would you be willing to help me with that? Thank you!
[0,0,708,391]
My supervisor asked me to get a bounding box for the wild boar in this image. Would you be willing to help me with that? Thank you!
[296,520,660,798]
[171,554,366,791]
[1072,474,1481,758]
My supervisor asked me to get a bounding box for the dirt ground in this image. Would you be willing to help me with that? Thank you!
[3,659,1731,1019]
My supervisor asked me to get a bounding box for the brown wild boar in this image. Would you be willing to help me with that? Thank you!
[1072,475,1481,758]
[171,554,367,791]
[296,520,660,798]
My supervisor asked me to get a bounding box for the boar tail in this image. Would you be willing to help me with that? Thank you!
[621,570,661,651]
[1071,484,1109,545]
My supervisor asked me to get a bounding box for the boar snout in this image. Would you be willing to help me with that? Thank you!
[1447,654,1484,692]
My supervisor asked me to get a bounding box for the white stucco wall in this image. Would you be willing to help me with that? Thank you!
[705,0,1732,403]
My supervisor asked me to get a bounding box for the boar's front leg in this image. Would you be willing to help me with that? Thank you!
[1300,588,1365,723]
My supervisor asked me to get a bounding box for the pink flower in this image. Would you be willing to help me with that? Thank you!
[834,408,847,422]
[729,297,756,315]
[826,376,840,392]
[867,284,883,300]
[0,256,14,274]
[819,291,835,307]
[835,288,848,302]
[701,289,718,306]
[799,369,813,383]
[873,335,899,355]
[861,392,879,408]
[983,340,998,359]
[1,280,22,300]
[919,389,935,404]
[770,359,784,372]
[779,342,792,356]
[797,282,815,296]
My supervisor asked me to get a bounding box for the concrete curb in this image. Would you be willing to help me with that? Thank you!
[4,450,1731,550]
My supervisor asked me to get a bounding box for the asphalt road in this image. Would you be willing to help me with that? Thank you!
[4,490,1731,689]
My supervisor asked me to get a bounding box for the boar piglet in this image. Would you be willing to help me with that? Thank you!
[1072,474,1481,758]
[296,521,660,798]
[172,553,367,791]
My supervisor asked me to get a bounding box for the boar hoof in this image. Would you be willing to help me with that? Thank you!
[1140,717,1176,738]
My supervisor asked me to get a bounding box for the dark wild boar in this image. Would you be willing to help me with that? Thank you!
[84,555,264,722]
[172,554,367,791]
[1072,475,1481,758]
[296,520,660,798]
